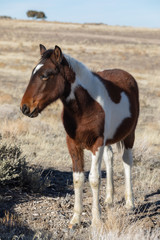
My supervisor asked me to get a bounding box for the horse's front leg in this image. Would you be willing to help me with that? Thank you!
[89,145,104,227]
[66,135,84,229]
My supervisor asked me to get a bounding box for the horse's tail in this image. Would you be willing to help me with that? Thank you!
[116,141,124,153]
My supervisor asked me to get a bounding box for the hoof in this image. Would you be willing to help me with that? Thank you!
[105,196,113,207]
[68,214,80,230]
[68,222,80,230]
[91,218,103,229]
[125,201,135,211]
[105,202,113,208]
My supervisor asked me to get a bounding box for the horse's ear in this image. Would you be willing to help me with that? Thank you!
[40,44,46,56]
[54,45,63,64]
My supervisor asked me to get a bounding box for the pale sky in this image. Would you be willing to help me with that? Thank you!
[0,0,160,28]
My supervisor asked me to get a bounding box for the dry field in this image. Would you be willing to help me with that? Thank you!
[0,19,160,239]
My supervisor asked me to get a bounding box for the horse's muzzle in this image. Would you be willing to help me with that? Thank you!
[21,104,39,118]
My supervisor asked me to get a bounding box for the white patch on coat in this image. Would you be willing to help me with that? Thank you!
[33,64,44,75]
[66,78,80,102]
[64,54,131,142]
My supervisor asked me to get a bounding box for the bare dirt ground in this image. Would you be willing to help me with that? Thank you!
[0,19,160,239]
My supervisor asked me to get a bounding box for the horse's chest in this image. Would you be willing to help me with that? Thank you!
[63,111,104,149]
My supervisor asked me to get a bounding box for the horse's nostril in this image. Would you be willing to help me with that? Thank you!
[22,104,30,115]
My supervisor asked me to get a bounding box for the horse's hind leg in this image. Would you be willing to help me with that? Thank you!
[89,145,104,226]
[123,131,135,210]
[103,146,114,206]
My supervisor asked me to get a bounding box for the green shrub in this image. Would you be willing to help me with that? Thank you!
[0,144,26,186]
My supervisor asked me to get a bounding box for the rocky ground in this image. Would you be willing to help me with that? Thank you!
[0,166,159,239]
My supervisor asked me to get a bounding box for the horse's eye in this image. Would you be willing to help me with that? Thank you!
[41,75,48,81]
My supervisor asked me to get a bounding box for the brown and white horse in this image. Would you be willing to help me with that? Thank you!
[20,45,139,228]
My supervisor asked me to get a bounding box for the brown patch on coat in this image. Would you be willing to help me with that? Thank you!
[66,135,84,172]
[62,86,105,155]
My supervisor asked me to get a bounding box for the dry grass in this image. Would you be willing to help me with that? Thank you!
[0,19,160,239]
[90,204,160,240]
[91,223,159,240]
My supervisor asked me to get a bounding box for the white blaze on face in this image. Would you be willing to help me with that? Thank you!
[33,64,44,75]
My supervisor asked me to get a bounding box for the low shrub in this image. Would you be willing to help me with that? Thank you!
[0,144,26,186]
[0,141,50,193]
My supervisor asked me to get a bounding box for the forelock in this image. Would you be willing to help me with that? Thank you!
[41,49,54,62]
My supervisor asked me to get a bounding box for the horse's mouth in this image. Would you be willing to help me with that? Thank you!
[29,107,39,118]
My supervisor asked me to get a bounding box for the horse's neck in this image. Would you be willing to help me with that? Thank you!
[65,54,92,82]
[64,54,111,113]
[66,55,100,94]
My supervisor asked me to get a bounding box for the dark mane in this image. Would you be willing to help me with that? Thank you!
[40,49,68,67]
[41,49,54,62]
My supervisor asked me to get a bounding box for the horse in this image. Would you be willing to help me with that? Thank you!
[20,45,139,228]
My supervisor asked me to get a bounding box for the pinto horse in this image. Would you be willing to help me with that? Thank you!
[20,45,139,228]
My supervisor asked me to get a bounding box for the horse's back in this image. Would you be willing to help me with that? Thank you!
[97,69,139,97]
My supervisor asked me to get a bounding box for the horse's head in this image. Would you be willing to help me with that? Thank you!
[20,45,74,118]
